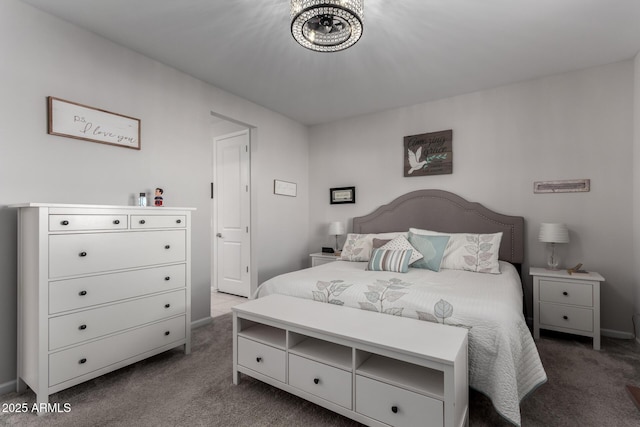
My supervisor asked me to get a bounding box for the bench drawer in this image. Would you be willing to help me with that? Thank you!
[289,354,352,409]
[356,375,443,427]
[237,337,286,383]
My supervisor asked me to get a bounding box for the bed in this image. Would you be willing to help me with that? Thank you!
[256,189,547,426]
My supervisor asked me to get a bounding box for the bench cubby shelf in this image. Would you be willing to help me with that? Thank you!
[232,294,468,427]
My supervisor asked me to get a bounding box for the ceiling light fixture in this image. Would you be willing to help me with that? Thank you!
[290,0,364,52]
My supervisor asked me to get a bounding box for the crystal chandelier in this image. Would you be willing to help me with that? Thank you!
[290,0,364,52]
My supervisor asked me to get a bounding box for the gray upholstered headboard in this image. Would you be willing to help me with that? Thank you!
[352,189,524,265]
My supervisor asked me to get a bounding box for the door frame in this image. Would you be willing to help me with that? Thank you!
[211,129,252,296]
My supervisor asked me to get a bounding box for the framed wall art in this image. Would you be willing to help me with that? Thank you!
[404,129,452,177]
[48,96,141,150]
[330,187,356,204]
[534,179,590,194]
[274,179,297,197]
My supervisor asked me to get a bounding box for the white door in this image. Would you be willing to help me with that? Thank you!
[213,130,251,297]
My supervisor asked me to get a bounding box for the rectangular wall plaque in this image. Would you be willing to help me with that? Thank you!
[533,179,590,193]
[48,97,141,150]
[274,180,297,197]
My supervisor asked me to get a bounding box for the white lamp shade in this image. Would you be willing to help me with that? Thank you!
[538,223,569,244]
[328,221,345,236]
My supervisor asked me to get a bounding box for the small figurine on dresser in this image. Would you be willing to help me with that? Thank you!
[154,188,164,206]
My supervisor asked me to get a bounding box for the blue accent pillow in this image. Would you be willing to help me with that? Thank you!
[407,232,450,272]
[367,248,412,273]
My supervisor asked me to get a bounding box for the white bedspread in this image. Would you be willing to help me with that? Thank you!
[256,260,547,426]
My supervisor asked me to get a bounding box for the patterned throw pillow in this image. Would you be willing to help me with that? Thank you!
[379,235,423,265]
[340,232,405,262]
[407,232,450,272]
[409,228,503,274]
[367,249,413,273]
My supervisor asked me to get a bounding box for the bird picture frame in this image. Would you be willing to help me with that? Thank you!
[403,129,453,177]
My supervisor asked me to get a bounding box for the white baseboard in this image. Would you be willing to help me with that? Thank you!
[191,316,213,329]
[0,380,16,396]
[601,328,635,340]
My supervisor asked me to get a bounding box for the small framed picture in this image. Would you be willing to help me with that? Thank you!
[330,187,356,204]
[274,179,297,197]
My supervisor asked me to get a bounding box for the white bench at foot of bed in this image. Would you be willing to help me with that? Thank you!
[232,294,469,427]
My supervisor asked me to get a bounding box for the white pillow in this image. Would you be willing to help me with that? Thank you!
[379,235,423,265]
[340,232,406,262]
[409,228,503,274]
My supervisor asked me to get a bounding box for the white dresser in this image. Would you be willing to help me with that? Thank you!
[12,203,194,412]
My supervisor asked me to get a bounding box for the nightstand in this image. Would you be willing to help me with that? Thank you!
[530,267,604,350]
[310,252,340,267]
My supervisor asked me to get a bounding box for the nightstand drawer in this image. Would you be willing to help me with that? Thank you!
[539,280,593,307]
[539,303,593,332]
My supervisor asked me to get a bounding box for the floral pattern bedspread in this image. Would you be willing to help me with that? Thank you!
[256,260,547,426]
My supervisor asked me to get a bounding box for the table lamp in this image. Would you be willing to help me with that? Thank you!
[538,223,569,270]
[328,221,345,253]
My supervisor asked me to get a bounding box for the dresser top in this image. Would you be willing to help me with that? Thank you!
[10,203,196,211]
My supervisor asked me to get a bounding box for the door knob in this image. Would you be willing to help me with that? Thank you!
[216,233,223,238]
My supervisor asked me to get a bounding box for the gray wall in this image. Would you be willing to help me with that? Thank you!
[0,0,309,389]
[308,60,636,337]
[634,52,640,341]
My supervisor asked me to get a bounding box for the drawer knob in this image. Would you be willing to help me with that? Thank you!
[176,219,182,224]
[256,357,262,363]
[563,315,569,320]
[61,220,69,226]
[79,251,87,257]
[79,324,87,330]
[164,331,171,336]
[165,245,171,249]
[113,219,120,225]
[79,290,87,296]
[165,303,171,308]
[139,219,146,224]
[313,378,320,385]
[562,291,568,296]
[391,406,398,414]
[79,358,87,364]
[165,276,171,281]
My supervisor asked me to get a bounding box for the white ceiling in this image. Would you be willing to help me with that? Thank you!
[20,0,640,125]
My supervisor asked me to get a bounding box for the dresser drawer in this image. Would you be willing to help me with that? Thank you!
[539,280,593,307]
[49,214,128,232]
[288,354,352,409]
[356,375,443,427]
[539,303,593,332]
[237,337,286,383]
[49,264,186,314]
[131,215,186,229]
[49,230,186,278]
[49,290,186,350]
[49,315,186,386]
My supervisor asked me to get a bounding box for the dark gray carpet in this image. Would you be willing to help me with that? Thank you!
[1,313,639,427]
